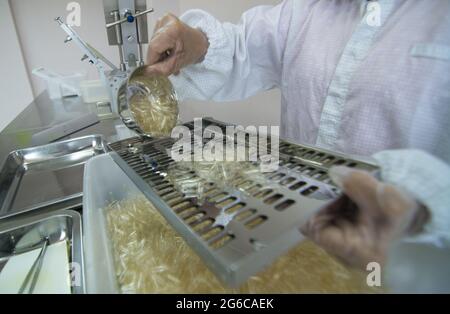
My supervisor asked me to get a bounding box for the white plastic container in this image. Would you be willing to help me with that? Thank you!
[79,80,110,103]
[32,67,84,99]
[83,153,142,294]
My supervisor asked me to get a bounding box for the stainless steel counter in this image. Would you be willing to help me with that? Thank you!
[0,92,125,223]
[0,92,122,162]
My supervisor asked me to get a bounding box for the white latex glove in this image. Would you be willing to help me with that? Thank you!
[302,166,429,269]
[145,13,209,76]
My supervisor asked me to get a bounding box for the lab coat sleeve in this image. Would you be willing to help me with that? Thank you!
[169,1,293,102]
[374,150,450,247]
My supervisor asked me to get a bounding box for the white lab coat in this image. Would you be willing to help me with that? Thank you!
[170,0,450,246]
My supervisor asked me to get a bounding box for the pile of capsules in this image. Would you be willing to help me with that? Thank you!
[128,74,179,137]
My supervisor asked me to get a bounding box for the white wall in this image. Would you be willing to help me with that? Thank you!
[178,0,282,127]
[1,0,281,131]
[0,0,34,131]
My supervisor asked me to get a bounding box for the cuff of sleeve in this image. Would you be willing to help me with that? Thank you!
[179,9,233,72]
[374,149,450,246]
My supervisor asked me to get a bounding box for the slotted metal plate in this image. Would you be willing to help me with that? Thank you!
[108,119,379,287]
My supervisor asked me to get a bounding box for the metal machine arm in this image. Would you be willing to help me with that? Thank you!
[55,1,154,115]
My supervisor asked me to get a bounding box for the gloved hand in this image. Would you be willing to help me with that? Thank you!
[145,13,209,76]
[301,166,429,269]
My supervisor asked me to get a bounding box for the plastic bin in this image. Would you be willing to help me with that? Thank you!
[79,80,110,103]
[32,67,84,100]
[82,153,142,294]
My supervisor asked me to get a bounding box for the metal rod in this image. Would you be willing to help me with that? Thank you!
[27,239,49,294]
[106,8,154,29]
[18,238,49,294]
[112,10,126,71]
[135,10,144,66]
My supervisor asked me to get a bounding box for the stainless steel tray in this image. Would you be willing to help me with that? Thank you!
[0,210,85,294]
[109,118,379,287]
[0,135,108,220]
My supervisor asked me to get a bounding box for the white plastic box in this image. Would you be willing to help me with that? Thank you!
[32,67,84,100]
[79,80,110,103]
[82,157,450,294]
[82,153,142,294]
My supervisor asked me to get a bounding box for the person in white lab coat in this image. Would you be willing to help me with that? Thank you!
[145,0,450,286]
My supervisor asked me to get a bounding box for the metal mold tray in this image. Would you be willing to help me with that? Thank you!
[0,210,84,294]
[108,119,379,287]
[0,135,108,220]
